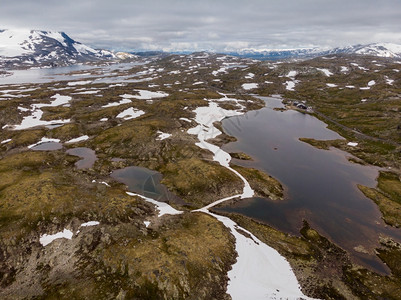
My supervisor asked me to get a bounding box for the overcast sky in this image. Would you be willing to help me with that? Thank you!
[1,0,401,52]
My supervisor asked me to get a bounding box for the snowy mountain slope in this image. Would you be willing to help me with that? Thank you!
[227,47,323,60]
[228,43,401,60]
[0,29,135,69]
[328,43,401,58]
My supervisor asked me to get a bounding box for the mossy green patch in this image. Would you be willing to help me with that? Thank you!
[161,158,242,207]
[229,152,253,160]
[377,171,401,205]
[299,137,344,150]
[231,165,283,200]
[0,151,154,240]
[358,171,401,227]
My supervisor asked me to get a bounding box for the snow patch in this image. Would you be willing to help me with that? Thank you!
[80,221,100,227]
[28,137,60,149]
[212,67,227,76]
[187,101,253,198]
[1,138,12,144]
[116,107,145,120]
[386,78,394,85]
[242,83,258,90]
[40,229,73,246]
[121,90,169,100]
[73,90,100,95]
[126,192,182,217]
[102,98,131,108]
[156,131,171,140]
[317,68,333,77]
[66,135,89,144]
[347,142,358,147]
[209,212,312,300]
[67,80,92,86]
[284,81,298,91]
[286,70,297,77]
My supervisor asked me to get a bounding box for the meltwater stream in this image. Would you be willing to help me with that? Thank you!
[216,96,401,273]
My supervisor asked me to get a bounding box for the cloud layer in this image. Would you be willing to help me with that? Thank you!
[1,0,400,51]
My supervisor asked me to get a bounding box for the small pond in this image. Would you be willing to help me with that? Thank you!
[111,166,187,206]
[66,147,97,169]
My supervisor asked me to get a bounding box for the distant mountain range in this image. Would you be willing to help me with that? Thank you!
[227,43,401,60]
[1,29,401,69]
[0,29,135,69]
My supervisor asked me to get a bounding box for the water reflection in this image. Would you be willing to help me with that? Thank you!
[66,147,97,169]
[216,96,401,273]
[111,166,187,206]
[31,142,63,151]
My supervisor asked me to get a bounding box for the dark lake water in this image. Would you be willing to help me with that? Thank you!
[216,96,401,273]
[111,166,187,206]
[66,147,97,169]
[0,62,145,85]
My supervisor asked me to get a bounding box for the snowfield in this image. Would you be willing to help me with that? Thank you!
[210,212,313,300]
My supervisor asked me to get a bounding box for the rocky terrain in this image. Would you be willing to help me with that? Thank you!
[0,50,401,299]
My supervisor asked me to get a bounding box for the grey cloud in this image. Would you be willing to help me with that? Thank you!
[1,0,400,51]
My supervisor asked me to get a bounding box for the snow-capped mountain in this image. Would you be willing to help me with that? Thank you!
[227,47,324,60]
[228,43,401,60]
[0,29,135,69]
[327,43,401,58]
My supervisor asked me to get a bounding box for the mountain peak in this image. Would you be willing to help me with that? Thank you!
[0,29,130,68]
